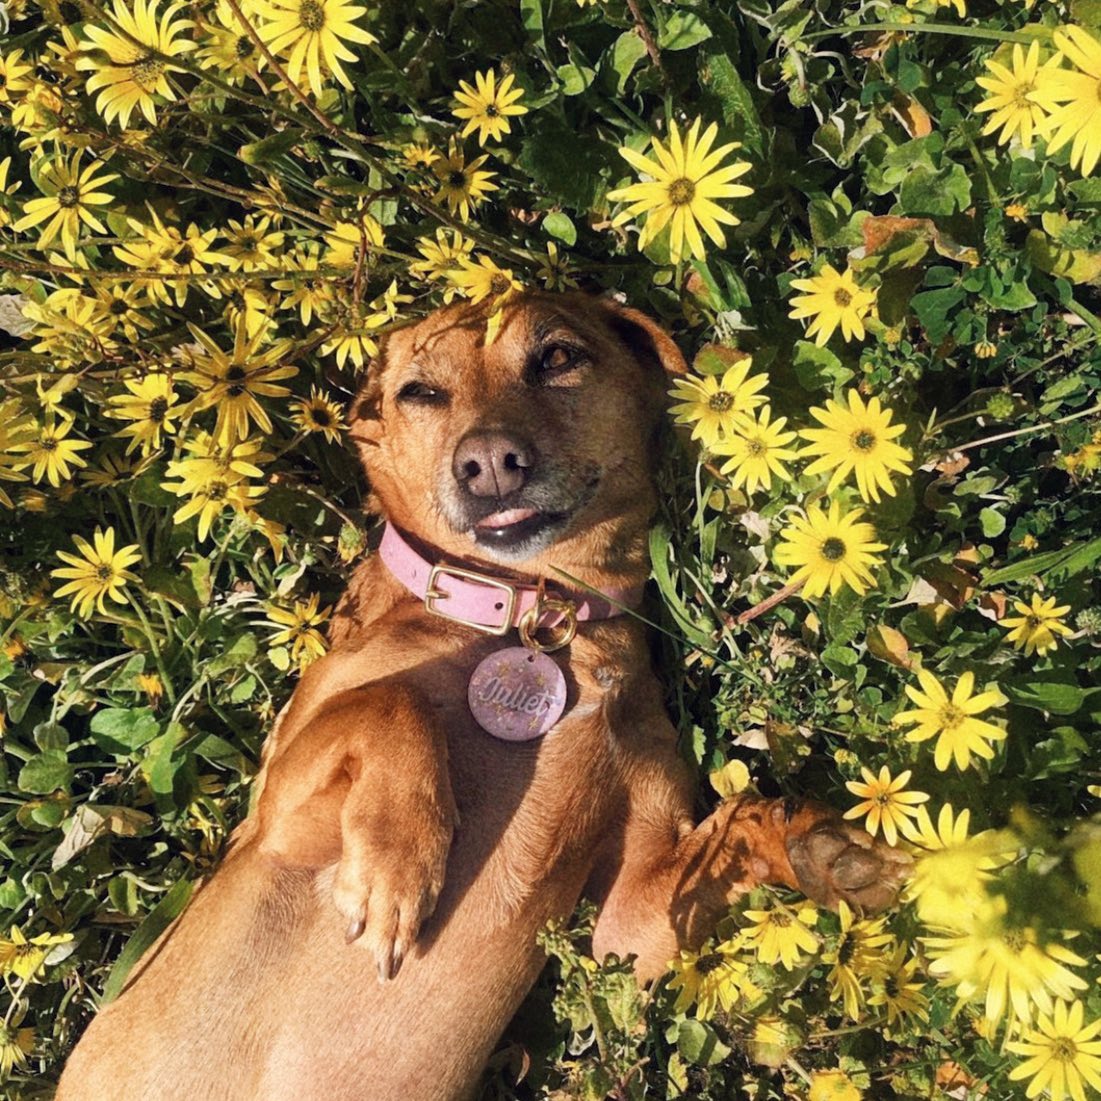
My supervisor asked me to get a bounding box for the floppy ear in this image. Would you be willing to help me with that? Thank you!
[601,301,688,378]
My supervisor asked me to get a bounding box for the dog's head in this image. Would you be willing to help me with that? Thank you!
[349,291,685,575]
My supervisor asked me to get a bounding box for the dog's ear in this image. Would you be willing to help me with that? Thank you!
[601,301,687,378]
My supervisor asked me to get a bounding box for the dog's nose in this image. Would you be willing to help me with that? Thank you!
[452,429,535,498]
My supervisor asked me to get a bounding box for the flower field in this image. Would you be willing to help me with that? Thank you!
[0,0,1100,1096]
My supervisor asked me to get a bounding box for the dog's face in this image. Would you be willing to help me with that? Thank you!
[350,292,684,573]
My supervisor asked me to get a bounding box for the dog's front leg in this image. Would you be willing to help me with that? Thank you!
[256,682,456,980]
[590,793,910,982]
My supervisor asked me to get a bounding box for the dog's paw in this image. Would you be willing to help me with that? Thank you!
[333,810,454,981]
[785,814,911,914]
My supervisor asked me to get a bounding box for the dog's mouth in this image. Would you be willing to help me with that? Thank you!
[473,507,572,550]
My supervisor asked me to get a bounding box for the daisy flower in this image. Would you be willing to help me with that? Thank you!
[1007,999,1101,1101]
[772,501,887,599]
[999,593,1074,657]
[894,669,1006,772]
[799,390,913,504]
[608,116,753,263]
[843,765,929,846]
[667,358,768,448]
[975,40,1059,150]
[452,69,528,146]
[1031,26,1101,176]
[431,142,498,222]
[712,406,799,495]
[51,526,142,617]
[788,264,876,346]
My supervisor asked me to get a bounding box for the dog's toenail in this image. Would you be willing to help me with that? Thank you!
[346,917,366,944]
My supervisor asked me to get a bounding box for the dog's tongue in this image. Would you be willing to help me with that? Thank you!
[476,508,538,529]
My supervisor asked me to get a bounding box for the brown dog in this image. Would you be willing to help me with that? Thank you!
[56,292,906,1101]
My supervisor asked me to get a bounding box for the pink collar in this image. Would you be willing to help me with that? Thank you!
[378,523,642,637]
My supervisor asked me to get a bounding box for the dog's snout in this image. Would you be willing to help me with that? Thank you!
[452,429,535,498]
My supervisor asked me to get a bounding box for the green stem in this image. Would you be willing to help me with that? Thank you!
[802,21,1037,44]
[126,593,176,705]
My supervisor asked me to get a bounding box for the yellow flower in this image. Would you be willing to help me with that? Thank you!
[0,1019,35,1078]
[162,444,267,541]
[0,926,72,981]
[113,210,231,307]
[223,213,285,271]
[77,0,196,129]
[324,210,385,268]
[402,142,438,169]
[83,282,156,342]
[1007,999,1101,1101]
[843,765,929,847]
[107,373,183,455]
[431,142,498,222]
[137,671,164,705]
[536,241,577,292]
[788,264,876,346]
[1005,202,1030,222]
[924,896,1087,1029]
[255,0,376,96]
[808,1070,862,1101]
[266,592,331,669]
[608,116,753,263]
[181,320,297,442]
[10,411,93,487]
[975,41,1058,149]
[667,358,768,448]
[1031,26,1101,177]
[449,255,522,306]
[223,279,274,339]
[13,151,118,259]
[799,390,914,504]
[290,386,346,443]
[773,501,887,599]
[272,243,333,324]
[868,944,930,1028]
[319,298,389,369]
[999,593,1074,657]
[196,0,267,85]
[51,526,142,617]
[0,398,34,508]
[666,937,758,1018]
[0,49,35,106]
[452,69,528,146]
[894,669,1006,772]
[712,406,798,495]
[410,228,475,296]
[823,900,893,1020]
[741,901,819,969]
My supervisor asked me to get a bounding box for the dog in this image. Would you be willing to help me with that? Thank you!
[56,292,907,1101]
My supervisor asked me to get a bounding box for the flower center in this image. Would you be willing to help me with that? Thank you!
[95,564,115,581]
[668,177,696,206]
[1025,615,1044,631]
[1002,928,1027,952]
[130,55,165,90]
[746,437,766,456]
[938,703,965,732]
[1051,1037,1078,1063]
[299,0,326,31]
[874,792,892,806]
[109,297,130,315]
[42,437,58,452]
[834,287,853,308]
[149,396,169,422]
[447,170,467,189]
[821,536,846,562]
[484,103,499,118]
[852,429,877,452]
[836,934,855,965]
[57,185,80,209]
[235,35,254,59]
[174,243,195,265]
[311,407,331,426]
[771,912,791,927]
[884,975,900,997]
[708,391,733,413]
[207,480,229,501]
[695,952,725,975]
[225,365,248,396]
[489,273,511,295]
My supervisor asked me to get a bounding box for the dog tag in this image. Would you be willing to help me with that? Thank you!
[467,648,567,742]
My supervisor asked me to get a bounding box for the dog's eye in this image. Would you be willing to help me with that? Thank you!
[396,380,447,405]
[537,344,583,380]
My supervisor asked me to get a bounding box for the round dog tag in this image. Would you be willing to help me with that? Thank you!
[467,647,567,742]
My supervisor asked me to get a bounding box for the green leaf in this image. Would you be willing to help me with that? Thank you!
[608,31,648,94]
[1007,679,1096,715]
[698,48,763,155]
[677,1019,731,1066]
[238,129,304,166]
[556,62,595,96]
[207,633,258,677]
[18,751,74,795]
[90,707,161,754]
[102,877,194,1004]
[658,11,712,50]
[898,162,971,216]
[543,211,577,246]
[792,340,854,391]
[979,507,1006,538]
[983,537,1101,584]
[911,284,966,344]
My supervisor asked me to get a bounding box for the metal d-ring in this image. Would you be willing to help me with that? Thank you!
[518,595,578,653]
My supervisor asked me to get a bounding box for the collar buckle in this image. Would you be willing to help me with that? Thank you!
[424,564,518,636]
